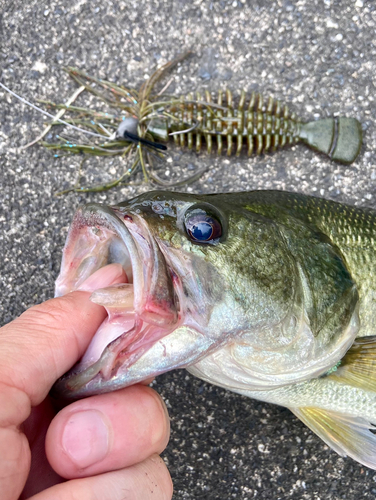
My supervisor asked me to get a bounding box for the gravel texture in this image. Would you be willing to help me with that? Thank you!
[1,0,376,498]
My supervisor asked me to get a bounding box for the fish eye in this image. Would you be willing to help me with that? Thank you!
[184,206,223,244]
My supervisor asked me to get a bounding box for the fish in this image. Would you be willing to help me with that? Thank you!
[53,189,376,469]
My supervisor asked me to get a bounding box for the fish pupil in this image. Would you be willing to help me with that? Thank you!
[185,212,222,243]
[190,221,214,241]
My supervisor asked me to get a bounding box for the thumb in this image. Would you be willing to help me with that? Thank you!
[0,264,125,500]
[0,263,125,406]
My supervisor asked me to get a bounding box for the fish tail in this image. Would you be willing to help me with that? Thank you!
[298,116,362,164]
[291,335,376,469]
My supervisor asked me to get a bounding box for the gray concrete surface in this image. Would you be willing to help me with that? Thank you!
[1,0,376,498]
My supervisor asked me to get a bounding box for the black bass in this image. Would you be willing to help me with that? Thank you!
[53,190,376,469]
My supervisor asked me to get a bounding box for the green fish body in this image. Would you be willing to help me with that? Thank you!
[54,190,376,469]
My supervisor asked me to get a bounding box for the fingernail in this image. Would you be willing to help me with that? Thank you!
[78,263,124,292]
[62,410,110,468]
[147,393,170,447]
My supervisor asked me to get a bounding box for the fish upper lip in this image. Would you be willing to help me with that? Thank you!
[55,203,141,300]
[56,202,177,321]
[85,203,145,314]
[111,207,178,326]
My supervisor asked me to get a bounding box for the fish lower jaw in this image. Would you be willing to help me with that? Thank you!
[54,306,181,399]
[80,276,181,380]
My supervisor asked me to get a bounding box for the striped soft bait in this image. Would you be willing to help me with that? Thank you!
[24,53,362,192]
[148,89,361,162]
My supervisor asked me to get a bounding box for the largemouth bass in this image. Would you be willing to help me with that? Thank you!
[53,190,376,469]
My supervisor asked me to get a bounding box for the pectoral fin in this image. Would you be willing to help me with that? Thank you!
[291,407,376,469]
[327,335,376,392]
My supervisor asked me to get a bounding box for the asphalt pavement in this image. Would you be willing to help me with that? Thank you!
[1,0,376,498]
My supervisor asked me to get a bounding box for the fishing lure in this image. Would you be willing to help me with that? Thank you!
[2,53,363,192]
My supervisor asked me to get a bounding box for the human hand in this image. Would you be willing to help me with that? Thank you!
[0,264,172,500]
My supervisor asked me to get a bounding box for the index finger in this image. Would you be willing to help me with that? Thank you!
[0,263,125,406]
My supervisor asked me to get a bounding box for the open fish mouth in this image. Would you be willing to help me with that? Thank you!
[53,202,180,399]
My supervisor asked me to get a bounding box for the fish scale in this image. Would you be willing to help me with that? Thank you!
[234,190,376,336]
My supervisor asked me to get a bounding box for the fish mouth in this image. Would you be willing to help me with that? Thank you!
[53,202,180,399]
